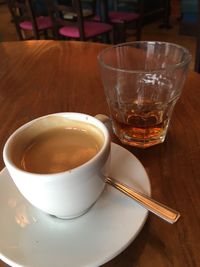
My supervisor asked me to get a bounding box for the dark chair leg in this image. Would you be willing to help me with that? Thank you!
[44,29,49,39]
[114,23,126,44]
[13,24,24,40]
[119,23,126,43]
[102,32,111,44]
[17,29,24,40]
[136,19,142,41]
[113,24,119,44]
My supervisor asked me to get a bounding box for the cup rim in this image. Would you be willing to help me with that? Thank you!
[3,112,110,178]
[98,41,192,74]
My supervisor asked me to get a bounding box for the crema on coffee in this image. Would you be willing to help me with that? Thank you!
[11,118,104,174]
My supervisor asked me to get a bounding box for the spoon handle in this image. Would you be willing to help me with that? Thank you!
[105,177,180,224]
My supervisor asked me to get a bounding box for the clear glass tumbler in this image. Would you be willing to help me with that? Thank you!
[98,42,191,148]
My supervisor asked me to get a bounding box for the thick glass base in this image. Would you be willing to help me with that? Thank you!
[119,135,166,148]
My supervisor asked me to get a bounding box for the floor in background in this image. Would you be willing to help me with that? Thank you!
[141,17,196,69]
[0,2,196,69]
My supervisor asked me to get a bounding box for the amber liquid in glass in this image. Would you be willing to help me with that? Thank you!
[110,99,175,148]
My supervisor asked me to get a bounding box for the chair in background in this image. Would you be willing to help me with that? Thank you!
[93,0,143,43]
[6,0,53,40]
[45,0,113,43]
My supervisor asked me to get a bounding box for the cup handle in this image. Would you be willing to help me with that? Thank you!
[95,114,112,133]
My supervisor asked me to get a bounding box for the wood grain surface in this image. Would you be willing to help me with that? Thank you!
[0,40,200,267]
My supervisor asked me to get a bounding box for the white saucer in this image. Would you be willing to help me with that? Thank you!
[0,143,151,267]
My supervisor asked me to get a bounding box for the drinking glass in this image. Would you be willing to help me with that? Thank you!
[98,41,191,148]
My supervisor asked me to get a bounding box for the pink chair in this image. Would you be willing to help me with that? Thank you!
[45,0,113,43]
[7,0,53,40]
[93,1,143,43]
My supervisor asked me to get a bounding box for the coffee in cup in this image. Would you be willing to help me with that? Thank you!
[11,117,104,174]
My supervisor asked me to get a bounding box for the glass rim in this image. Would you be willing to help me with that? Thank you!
[98,41,192,74]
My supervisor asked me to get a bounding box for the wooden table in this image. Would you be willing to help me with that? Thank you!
[0,40,200,267]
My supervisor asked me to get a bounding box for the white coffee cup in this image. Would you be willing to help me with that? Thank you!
[3,113,110,219]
